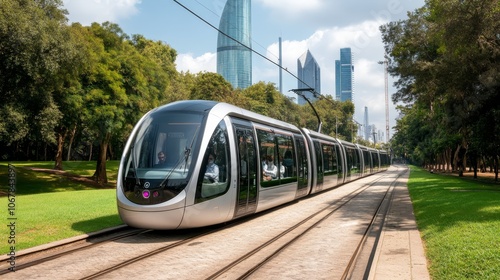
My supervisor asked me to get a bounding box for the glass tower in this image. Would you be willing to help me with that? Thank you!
[297,50,321,105]
[217,0,252,89]
[335,48,354,102]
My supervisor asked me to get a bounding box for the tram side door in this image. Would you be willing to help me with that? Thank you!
[313,140,324,192]
[233,124,258,218]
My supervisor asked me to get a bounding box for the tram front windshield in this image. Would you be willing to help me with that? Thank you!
[121,111,203,205]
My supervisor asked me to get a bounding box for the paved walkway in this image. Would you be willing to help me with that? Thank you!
[369,167,430,280]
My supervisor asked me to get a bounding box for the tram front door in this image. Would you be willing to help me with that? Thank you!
[233,123,258,218]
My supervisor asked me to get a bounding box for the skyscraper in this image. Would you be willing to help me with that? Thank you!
[297,49,321,105]
[335,60,341,101]
[364,106,370,141]
[217,0,252,89]
[335,48,354,102]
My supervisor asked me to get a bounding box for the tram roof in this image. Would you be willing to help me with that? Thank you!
[154,100,301,133]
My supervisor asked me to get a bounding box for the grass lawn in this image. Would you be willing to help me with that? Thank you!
[408,166,500,280]
[0,161,123,254]
[7,160,120,187]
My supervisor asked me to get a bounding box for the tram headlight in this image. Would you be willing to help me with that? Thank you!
[142,190,150,199]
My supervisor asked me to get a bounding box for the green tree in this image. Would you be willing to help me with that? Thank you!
[189,72,234,101]
[84,23,128,183]
[243,82,281,116]
[52,22,92,169]
[80,22,181,183]
[381,0,500,172]
[170,71,196,103]
[0,0,81,162]
[130,34,178,109]
[315,97,353,139]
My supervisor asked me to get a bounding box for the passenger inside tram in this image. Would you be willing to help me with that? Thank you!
[204,152,219,183]
[262,155,277,181]
[154,151,168,168]
[283,150,294,177]
[278,155,285,178]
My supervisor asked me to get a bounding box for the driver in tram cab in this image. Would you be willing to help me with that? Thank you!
[204,153,219,183]
[154,151,167,168]
[262,155,278,181]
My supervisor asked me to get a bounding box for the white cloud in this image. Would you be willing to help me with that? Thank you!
[256,0,325,15]
[175,52,216,74]
[63,0,141,25]
[263,20,387,92]
[257,19,397,138]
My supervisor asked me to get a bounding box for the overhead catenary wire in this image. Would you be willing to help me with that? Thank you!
[172,0,328,102]
[172,0,355,135]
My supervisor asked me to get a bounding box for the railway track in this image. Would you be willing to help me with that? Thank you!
[205,166,408,279]
[2,166,409,279]
[0,226,147,274]
[342,165,408,279]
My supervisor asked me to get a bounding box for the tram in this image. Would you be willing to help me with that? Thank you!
[117,100,390,229]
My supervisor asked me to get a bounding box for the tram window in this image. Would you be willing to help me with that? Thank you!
[295,135,308,191]
[121,111,203,205]
[346,147,353,176]
[132,113,201,173]
[276,133,295,179]
[257,129,277,183]
[322,144,338,176]
[196,120,230,201]
[335,144,343,176]
[372,153,379,170]
[357,150,362,171]
[238,134,248,178]
[257,129,297,187]
[363,150,371,173]
[283,149,294,177]
[314,141,324,185]
[352,149,361,174]
[236,128,256,184]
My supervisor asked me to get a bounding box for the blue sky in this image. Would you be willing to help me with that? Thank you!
[62,0,424,141]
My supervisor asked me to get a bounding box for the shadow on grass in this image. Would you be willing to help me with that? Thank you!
[408,166,500,233]
[72,214,123,234]
[0,164,114,195]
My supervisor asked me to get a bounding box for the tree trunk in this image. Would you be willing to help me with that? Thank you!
[495,156,499,182]
[27,142,31,161]
[453,144,460,174]
[66,124,77,161]
[450,147,455,171]
[88,142,93,161]
[108,141,114,160]
[93,132,110,184]
[54,129,68,170]
[36,141,39,161]
[471,153,478,179]
[454,143,467,177]
[445,148,452,172]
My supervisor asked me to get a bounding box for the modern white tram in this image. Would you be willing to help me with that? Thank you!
[117,100,390,229]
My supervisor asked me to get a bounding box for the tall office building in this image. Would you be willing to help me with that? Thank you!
[364,106,370,141]
[217,0,252,89]
[335,60,341,101]
[297,49,321,105]
[335,48,354,102]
